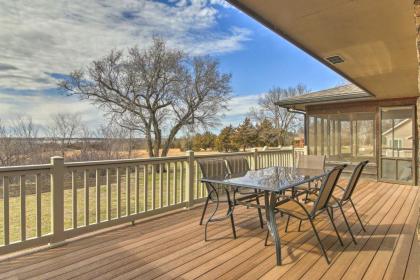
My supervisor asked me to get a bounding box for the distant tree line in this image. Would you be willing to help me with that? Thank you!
[0,113,142,166]
[172,117,296,153]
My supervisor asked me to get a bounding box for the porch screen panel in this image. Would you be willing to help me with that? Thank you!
[355,113,375,158]
[309,116,316,155]
[308,112,375,162]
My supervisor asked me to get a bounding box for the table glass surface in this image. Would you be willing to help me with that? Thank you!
[200,166,327,192]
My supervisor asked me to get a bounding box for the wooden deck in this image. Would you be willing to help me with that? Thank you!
[0,180,418,280]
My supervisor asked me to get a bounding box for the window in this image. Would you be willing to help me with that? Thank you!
[308,112,375,162]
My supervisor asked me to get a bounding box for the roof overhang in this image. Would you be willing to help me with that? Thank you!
[275,84,375,111]
[228,0,419,99]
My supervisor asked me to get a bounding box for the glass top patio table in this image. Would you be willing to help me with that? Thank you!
[200,166,328,192]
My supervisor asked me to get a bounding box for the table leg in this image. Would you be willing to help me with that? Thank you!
[264,191,282,265]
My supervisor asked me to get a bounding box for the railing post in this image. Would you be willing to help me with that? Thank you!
[303,145,308,155]
[186,150,195,209]
[252,148,258,170]
[50,156,65,246]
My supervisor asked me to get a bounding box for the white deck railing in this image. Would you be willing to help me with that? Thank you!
[0,146,306,255]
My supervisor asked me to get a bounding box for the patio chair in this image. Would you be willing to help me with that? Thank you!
[225,157,264,228]
[197,158,237,241]
[265,164,347,264]
[325,160,369,244]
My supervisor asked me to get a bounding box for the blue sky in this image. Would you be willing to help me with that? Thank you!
[0,0,344,132]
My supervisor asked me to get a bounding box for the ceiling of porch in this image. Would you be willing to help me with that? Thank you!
[228,0,418,99]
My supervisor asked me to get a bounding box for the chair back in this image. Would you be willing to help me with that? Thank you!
[197,158,229,179]
[341,160,369,202]
[297,155,326,169]
[197,159,230,201]
[312,164,346,215]
[225,157,250,176]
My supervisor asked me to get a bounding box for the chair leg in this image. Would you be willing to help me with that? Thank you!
[264,230,269,246]
[338,205,357,245]
[255,190,264,228]
[285,215,291,232]
[304,183,310,203]
[327,208,343,246]
[199,195,210,225]
[309,218,330,264]
[350,199,366,232]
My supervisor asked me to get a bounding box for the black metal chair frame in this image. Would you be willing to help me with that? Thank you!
[200,181,237,241]
[198,158,265,241]
[265,164,347,264]
[328,160,369,244]
[225,157,264,229]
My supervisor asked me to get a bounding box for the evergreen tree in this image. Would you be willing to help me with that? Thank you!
[215,125,239,152]
[233,118,257,151]
[256,119,279,147]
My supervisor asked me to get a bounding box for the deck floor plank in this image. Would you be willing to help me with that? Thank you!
[260,182,401,280]
[0,180,418,280]
[311,184,410,280]
[270,182,395,280]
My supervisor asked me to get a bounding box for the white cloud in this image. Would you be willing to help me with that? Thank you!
[0,91,104,132]
[0,0,249,90]
[0,90,262,133]
[220,93,262,126]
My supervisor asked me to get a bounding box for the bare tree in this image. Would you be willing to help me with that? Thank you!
[59,37,231,157]
[250,84,308,145]
[0,119,17,166]
[95,123,130,160]
[11,115,40,164]
[48,113,81,157]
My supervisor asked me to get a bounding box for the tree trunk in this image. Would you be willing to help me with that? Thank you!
[145,129,154,158]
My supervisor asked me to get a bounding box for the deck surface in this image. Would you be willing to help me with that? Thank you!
[0,180,418,280]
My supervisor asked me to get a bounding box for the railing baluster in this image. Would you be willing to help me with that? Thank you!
[72,171,77,229]
[151,164,155,210]
[135,166,139,214]
[180,162,184,203]
[3,176,9,245]
[36,174,41,237]
[195,162,199,199]
[106,168,111,221]
[117,167,121,218]
[126,167,130,216]
[144,165,148,212]
[173,162,177,205]
[166,162,170,207]
[96,169,100,223]
[20,175,26,241]
[84,170,89,226]
[159,164,163,208]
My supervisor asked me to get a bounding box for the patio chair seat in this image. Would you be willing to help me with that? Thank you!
[277,200,310,220]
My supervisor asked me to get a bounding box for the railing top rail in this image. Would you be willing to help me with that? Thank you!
[65,155,188,168]
[0,163,52,173]
[195,151,253,159]
[258,148,293,154]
